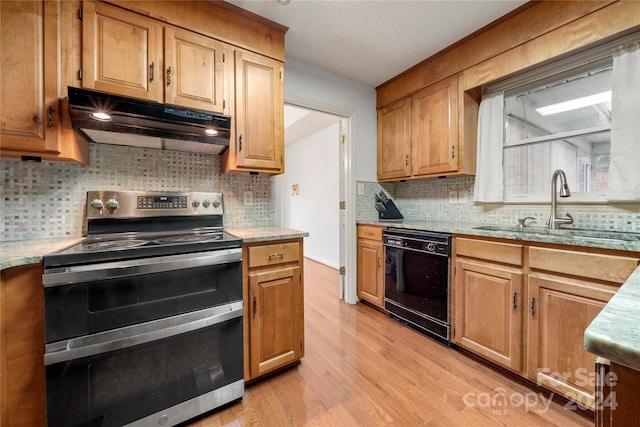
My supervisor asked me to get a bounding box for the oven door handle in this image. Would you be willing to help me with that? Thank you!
[42,248,242,287]
[44,301,243,366]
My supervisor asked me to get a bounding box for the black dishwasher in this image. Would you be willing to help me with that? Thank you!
[383,228,452,344]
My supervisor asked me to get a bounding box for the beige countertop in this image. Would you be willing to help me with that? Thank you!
[226,227,309,243]
[1,237,84,270]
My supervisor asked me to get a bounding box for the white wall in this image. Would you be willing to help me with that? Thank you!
[284,59,377,181]
[281,123,340,268]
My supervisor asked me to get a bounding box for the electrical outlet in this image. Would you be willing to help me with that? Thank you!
[243,191,254,207]
[357,182,365,196]
[449,191,458,204]
[458,190,468,204]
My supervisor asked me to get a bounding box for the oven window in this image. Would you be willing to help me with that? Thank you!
[46,317,243,427]
[385,247,449,321]
[45,261,241,343]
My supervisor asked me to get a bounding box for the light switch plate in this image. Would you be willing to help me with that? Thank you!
[243,191,254,207]
[458,190,468,203]
[357,182,365,195]
[449,191,458,204]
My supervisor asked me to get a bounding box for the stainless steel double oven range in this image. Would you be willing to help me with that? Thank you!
[43,190,243,427]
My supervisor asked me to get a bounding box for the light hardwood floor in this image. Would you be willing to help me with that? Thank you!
[189,258,593,426]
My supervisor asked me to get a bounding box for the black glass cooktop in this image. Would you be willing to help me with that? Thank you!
[43,231,241,268]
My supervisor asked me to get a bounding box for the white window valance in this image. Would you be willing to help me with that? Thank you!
[473,92,504,203]
[607,41,640,202]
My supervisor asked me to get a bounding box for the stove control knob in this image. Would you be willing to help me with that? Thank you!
[105,198,119,211]
[426,243,436,252]
[90,199,104,210]
[192,199,200,208]
[202,199,211,208]
[212,199,221,208]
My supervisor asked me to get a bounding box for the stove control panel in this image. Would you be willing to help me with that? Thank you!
[86,191,224,218]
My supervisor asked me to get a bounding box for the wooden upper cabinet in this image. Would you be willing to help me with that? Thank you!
[224,49,284,174]
[0,0,88,164]
[377,98,412,181]
[82,0,162,101]
[412,78,458,176]
[164,27,226,113]
[82,1,229,114]
[377,75,470,182]
[0,0,59,153]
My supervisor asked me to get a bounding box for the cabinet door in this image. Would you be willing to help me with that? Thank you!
[248,266,303,378]
[454,259,523,372]
[231,50,284,173]
[527,273,616,411]
[1,264,46,426]
[164,27,226,113]
[357,238,384,307]
[412,77,459,176]
[82,0,162,101]
[377,98,412,181]
[0,0,59,154]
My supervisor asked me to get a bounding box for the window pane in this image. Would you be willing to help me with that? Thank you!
[505,67,612,144]
[503,66,611,201]
[504,132,610,199]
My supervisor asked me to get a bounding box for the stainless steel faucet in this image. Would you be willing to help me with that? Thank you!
[548,169,573,229]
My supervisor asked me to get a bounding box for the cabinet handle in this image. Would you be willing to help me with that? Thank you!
[377,256,381,267]
[47,106,54,128]
[405,155,409,166]
[512,291,517,310]
[530,297,536,316]
[239,134,243,151]
[167,66,172,86]
[268,253,285,258]
[150,62,155,82]
[253,295,256,315]
[451,145,455,158]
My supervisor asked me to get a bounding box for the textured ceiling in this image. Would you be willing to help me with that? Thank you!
[228,0,528,88]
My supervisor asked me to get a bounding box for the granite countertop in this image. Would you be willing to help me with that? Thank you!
[226,227,309,243]
[1,228,309,271]
[585,267,640,370]
[1,237,84,270]
[357,219,640,252]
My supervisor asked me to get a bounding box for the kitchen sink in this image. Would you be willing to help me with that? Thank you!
[473,225,640,242]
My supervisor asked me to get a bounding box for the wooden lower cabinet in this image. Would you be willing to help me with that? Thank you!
[527,273,616,410]
[597,361,640,427]
[357,225,385,308]
[0,263,46,426]
[453,236,640,412]
[454,259,523,372]
[244,239,304,381]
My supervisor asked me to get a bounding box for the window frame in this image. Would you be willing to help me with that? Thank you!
[485,33,640,204]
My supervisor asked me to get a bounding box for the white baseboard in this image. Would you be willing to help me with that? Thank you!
[304,254,339,270]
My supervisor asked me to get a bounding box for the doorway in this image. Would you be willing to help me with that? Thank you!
[275,101,356,303]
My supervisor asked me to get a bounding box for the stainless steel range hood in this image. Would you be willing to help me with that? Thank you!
[68,87,231,155]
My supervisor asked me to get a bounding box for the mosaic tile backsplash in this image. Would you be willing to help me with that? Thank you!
[1,144,275,241]
[357,176,640,232]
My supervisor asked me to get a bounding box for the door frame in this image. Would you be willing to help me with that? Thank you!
[279,94,357,304]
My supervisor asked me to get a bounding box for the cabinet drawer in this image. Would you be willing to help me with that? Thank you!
[248,242,300,268]
[455,237,523,266]
[529,247,638,284]
[357,225,384,240]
